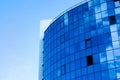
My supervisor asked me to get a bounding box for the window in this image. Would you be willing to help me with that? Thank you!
[87,55,93,66]
[109,15,116,25]
[85,38,91,48]
[61,65,66,75]
[57,65,66,76]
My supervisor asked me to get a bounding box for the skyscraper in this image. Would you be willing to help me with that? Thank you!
[41,0,120,79]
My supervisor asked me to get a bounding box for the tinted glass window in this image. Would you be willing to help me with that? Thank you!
[109,15,116,25]
[87,55,93,66]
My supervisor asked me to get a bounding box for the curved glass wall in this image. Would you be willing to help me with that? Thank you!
[43,0,120,80]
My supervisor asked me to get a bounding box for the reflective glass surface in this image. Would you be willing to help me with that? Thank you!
[43,0,120,80]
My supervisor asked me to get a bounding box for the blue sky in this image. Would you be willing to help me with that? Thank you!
[0,0,83,80]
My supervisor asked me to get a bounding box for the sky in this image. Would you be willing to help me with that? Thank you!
[0,0,83,80]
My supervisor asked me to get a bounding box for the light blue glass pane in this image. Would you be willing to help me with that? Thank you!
[115,7,120,14]
[95,5,101,13]
[57,69,61,76]
[102,10,108,18]
[100,52,107,62]
[110,24,117,32]
[111,32,119,41]
[112,41,120,49]
[106,43,113,51]
[114,49,120,59]
[116,68,120,79]
[103,17,110,26]
[106,50,114,60]
[96,19,103,28]
[96,13,101,19]
[115,1,120,7]
[64,19,68,26]
[108,61,115,69]
[115,59,120,68]
[88,1,94,7]
[101,3,107,11]
[100,0,106,3]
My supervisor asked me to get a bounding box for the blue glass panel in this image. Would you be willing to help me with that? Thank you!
[80,41,85,50]
[112,41,120,49]
[88,0,94,7]
[101,3,107,11]
[115,7,120,15]
[115,1,120,7]
[89,7,95,15]
[81,67,87,75]
[94,64,101,72]
[108,61,115,69]
[108,9,115,16]
[82,75,87,80]
[115,59,120,68]
[93,54,100,63]
[114,49,120,59]
[107,1,114,9]
[79,27,84,34]
[71,71,75,79]
[90,22,96,30]
[75,59,81,69]
[111,32,119,41]
[70,61,75,71]
[101,62,108,70]
[96,13,101,19]
[88,74,94,80]
[116,14,120,23]
[76,69,81,77]
[88,66,93,74]
[96,19,103,28]
[100,0,106,3]
[94,0,100,5]
[116,68,120,79]
[95,72,101,80]
[89,15,96,22]
[101,70,109,80]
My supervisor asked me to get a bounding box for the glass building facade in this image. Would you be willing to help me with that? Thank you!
[43,0,120,80]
